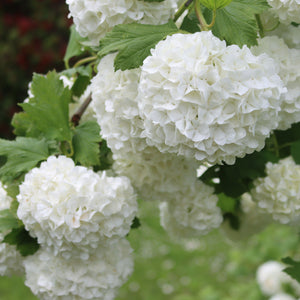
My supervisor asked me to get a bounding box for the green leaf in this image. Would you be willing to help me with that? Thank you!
[131,217,141,229]
[3,226,39,256]
[98,20,179,70]
[140,0,164,2]
[64,25,89,66]
[72,120,101,167]
[0,210,19,233]
[180,11,201,33]
[0,137,49,180]
[291,140,300,164]
[204,0,269,47]
[217,193,238,213]
[71,75,90,97]
[201,0,233,10]
[282,257,300,283]
[19,71,73,141]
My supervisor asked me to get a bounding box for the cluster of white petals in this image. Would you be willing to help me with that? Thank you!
[251,157,300,224]
[138,31,285,165]
[267,0,300,24]
[270,25,300,49]
[270,294,297,300]
[159,180,223,238]
[0,183,24,276]
[252,36,300,130]
[17,156,137,254]
[113,146,198,201]
[91,54,147,153]
[221,193,273,241]
[256,261,300,297]
[24,238,133,300]
[66,0,178,46]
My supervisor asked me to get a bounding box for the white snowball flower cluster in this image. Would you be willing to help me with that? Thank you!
[221,193,273,242]
[251,157,300,225]
[271,25,300,49]
[113,146,198,201]
[17,155,137,254]
[256,260,300,298]
[159,180,223,238]
[0,182,24,276]
[267,0,300,24]
[66,0,178,46]
[251,36,300,130]
[23,238,133,300]
[138,31,285,165]
[91,54,147,153]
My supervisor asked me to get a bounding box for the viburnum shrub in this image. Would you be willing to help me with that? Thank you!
[0,0,300,299]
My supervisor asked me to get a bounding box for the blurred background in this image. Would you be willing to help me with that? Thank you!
[0,1,300,300]
[0,0,70,139]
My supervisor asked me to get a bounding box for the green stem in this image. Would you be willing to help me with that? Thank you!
[195,0,209,31]
[207,10,217,28]
[272,132,280,157]
[255,14,264,38]
[264,21,280,32]
[73,56,97,68]
[174,0,194,23]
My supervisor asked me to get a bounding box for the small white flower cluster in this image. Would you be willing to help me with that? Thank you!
[113,146,198,202]
[251,36,300,130]
[270,24,300,50]
[66,0,178,46]
[91,54,147,154]
[17,156,137,299]
[159,180,223,238]
[138,31,285,164]
[267,0,300,24]
[0,182,24,276]
[256,261,300,299]
[251,157,300,225]
[221,193,273,242]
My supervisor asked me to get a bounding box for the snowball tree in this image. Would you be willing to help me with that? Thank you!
[0,0,300,299]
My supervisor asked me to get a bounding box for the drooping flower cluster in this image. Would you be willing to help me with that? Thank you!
[17,156,137,299]
[138,31,285,164]
[23,239,133,300]
[0,183,24,276]
[159,180,223,238]
[266,0,300,24]
[66,0,178,46]
[251,157,300,225]
[251,36,300,130]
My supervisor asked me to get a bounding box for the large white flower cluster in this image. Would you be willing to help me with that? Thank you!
[66,0,178,46]
[91,54,147,153]
[251,157,300,224]
[138,31,285,165]
[17,155,137,254]
[251,36,300,130]
[159,180,223,238]
[113,146,198,201]
[267,0,300,24]
[0,183,24,276]
[221,193,273,241]
[23,238,133,300]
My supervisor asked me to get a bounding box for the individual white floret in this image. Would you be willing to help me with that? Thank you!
[251,36,300,130]
[24,238,133,300]
[66,0,178,46]
[267,0,300,24]
[159,180,223,238]
[138,31,285,165]
[0,182,24,276]
[17,156,137,254]
[221,193,273,241]
[251,157,300,224]
[113,146,198,201]
[91,54,147,153]
[256,261,292,296]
